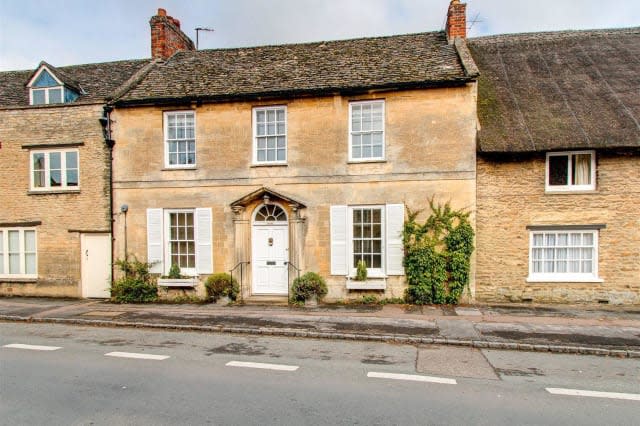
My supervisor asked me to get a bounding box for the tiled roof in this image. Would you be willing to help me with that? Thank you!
[0,59,151,108]
[115,31,475,105]
[469,28,640,152]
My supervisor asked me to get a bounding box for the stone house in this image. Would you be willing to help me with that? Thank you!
[469,28,640,304]
[0,59,150,297]
[109,2,479,302]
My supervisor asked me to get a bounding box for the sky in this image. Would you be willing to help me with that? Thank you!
[1,0,639,71]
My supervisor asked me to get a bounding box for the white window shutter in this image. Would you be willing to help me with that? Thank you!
[386,204,405,275]
[146,208,163,274]
[330,205,348,275]
[195,208,213,274]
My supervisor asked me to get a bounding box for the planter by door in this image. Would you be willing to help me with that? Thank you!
[251,204,289,295]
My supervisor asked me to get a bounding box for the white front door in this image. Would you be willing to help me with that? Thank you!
[252,225,288,294]
[81,233,111,298]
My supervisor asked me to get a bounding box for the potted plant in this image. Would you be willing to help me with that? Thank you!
[157,264,198,287]
[205,273,239,304]
[291,272,328,307]
[347,259,386,290]
[355,259,368,281]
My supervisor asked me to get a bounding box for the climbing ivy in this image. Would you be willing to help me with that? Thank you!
[403,200,474,305]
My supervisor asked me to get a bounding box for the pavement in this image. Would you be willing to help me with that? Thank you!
[1,297,639,358]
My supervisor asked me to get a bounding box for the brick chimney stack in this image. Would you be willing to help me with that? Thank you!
[446,0,467,43]
[150,8,196,60]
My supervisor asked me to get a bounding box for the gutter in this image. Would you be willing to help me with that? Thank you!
[112,79,476,108]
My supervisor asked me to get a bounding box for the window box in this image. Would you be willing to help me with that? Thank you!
[157,277,199,287]
[545,151,595,192]
[346,277,386,290]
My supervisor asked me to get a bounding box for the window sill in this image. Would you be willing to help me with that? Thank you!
[157,277,199,287]
[347,159,386,164]
[346,277,386,290]
[251,163,288,168]
[544,188,597,195]
[0,276,38,282]
[162,166,197,171]
[28,189,80,195]
[526,276,604,283]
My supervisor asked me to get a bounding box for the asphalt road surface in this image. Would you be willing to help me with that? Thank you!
[1,322,638,425]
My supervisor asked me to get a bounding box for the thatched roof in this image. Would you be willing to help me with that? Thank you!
[114,31,477,106]
[469,28,640,153]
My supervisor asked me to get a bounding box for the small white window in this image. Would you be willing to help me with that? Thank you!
[350,206,384,276]
[164,111,196,168]
[253,106,287,164]
[30,149,79,191]
[0,228,37,278]
[349,100,385,161]
[546,151,595,192]
[528,229,600,282]
[166,210,196,275]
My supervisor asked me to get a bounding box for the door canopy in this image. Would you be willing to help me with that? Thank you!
[230,186,306,215]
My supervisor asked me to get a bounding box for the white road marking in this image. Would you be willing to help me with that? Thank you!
[3,343,61,351]
[226,361,299,371]
[105,351,170,361]
[368,372,457,385]
[546,387,640,401]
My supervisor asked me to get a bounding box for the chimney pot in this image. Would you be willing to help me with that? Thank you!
[157,8,167,16]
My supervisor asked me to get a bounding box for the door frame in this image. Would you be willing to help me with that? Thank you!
[251,203,289,295]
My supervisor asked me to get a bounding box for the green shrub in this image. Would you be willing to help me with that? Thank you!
[358,294,378,304]
[205,273,239,301]
[111,258,158,303]
[403,200,474,305]
[355,259,368,281]
[291,272,328,302]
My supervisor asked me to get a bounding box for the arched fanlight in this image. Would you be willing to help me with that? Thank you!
[254,204,287,222]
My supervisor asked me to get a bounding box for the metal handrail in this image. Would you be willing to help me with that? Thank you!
[230,261,250,303]
[284,261,302,306]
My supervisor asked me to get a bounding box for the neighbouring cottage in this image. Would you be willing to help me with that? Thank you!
[469,28,640,304]
[109,2,479,302]
[0,59,151,297]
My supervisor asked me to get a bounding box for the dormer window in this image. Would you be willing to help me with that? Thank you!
[27,64,79,106]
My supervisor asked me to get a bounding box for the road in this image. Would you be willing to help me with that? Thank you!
[1,322,638,425]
